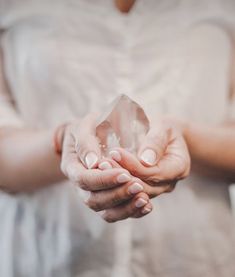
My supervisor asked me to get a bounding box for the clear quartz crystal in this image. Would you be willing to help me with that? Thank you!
[96,94,150,156]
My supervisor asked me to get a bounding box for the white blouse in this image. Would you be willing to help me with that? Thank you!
[0,0,235,277]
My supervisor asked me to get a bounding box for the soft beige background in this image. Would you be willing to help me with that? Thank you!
[0,0,235,276]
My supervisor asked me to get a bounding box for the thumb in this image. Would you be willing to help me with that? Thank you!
[138,125,169,167]
[75,114,101,169]
[78,136,101,169]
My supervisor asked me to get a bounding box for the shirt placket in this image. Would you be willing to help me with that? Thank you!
[115,18,133,98]
[112,18,135,277]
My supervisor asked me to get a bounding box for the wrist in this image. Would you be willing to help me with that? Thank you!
[161,116,189,139]
[179,120,190,140]
[53,123,68,155]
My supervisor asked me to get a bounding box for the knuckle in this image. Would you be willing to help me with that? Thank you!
[130,202,139,214]
[103,215,116,223]
[88,200,101,212]
[156,187,166,196]
[165,184,175,193]
[110,190,123,206]
[147,176,161,185]
[130,207,138,216]
[88,192,104,211]
[96,174,106,188]
[132,213,144,219]
[110,198,119,207]
[143,184,151,195]
[147,187,158,198]
[136,191,148,200]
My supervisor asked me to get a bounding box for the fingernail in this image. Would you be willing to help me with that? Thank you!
[140,149,157,166]
[128,183,144,194]
[117,173,131,183]
[99,161,112,170]
[142,207,152,215]
[109,150,121,162]
[135,198,148,208]
[85,152,98,169]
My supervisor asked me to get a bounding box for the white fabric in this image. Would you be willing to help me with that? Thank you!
[0,0,235,276]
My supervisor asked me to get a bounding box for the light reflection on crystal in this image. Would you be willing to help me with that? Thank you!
[96,94,150,156]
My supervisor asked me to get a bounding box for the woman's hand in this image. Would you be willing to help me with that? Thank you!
[80,115,191,221]
[60,114,152,222]
[60,115,190,222]
[107,118,191,196]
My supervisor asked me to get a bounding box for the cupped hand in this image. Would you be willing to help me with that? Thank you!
[107,118,191,196]
[60,114,151,222]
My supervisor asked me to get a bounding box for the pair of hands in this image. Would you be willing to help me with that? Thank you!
[60,114,190,222]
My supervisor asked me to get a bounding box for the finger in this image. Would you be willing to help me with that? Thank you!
[86,179,145,211]
[137,123,170,167]
[109,148,160,179]
[75,114,101,169]
[98,158,121,170]
[64,161,132,191]
[131,202,153,218]
[61,128,83,181]
[154,138,190,181]
[62,133,133,190]
[109,145,190,183]
[101,192,150,223]
[76,168,132,191]
[144,181,176,198]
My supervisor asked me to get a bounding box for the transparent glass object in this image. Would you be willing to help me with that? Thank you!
[96,94,150,156]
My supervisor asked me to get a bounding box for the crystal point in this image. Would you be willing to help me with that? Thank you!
[96,94,150,156]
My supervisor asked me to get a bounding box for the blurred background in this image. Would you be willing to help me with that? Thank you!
[0,0,235,277]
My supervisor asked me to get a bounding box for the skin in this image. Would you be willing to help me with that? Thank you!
[0,0,235,222]
[183,122,235,181]
[55,114,187,222]
[115,0,136,13]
